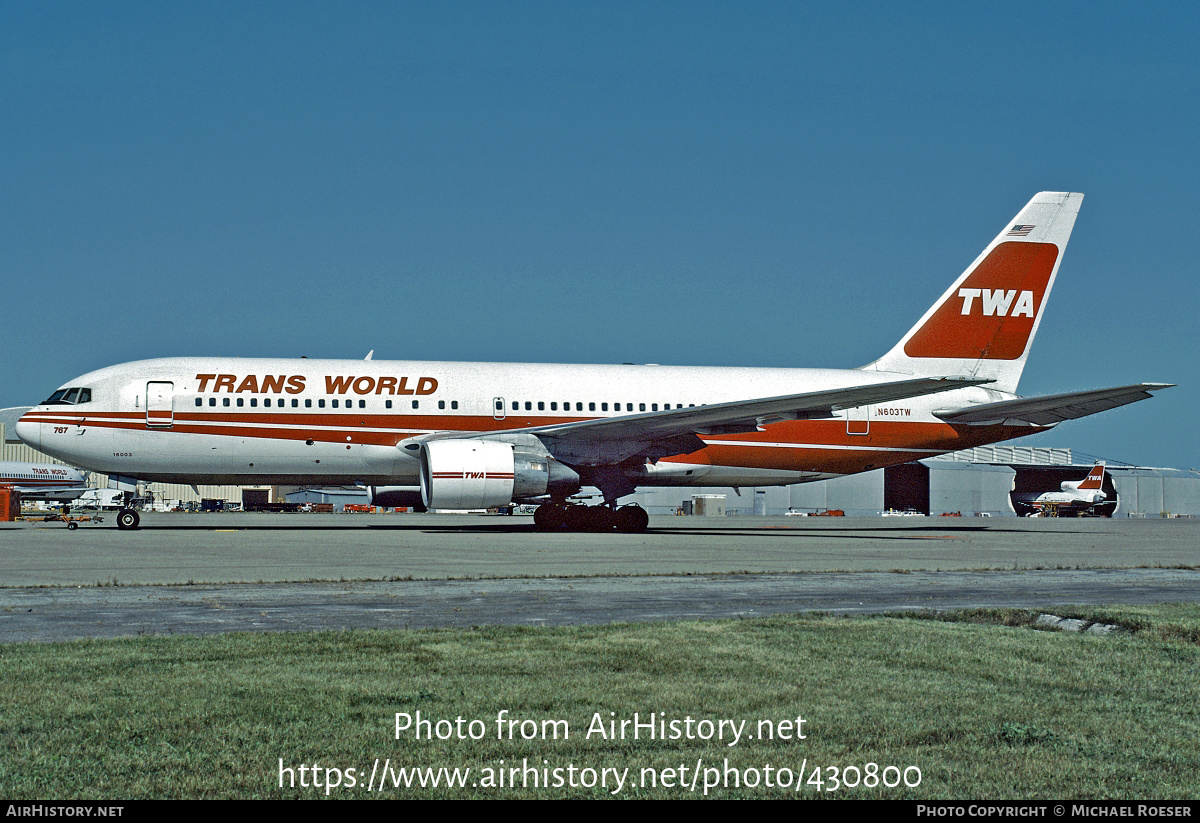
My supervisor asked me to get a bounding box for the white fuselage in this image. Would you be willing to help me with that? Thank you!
[1032,478,1107,509]
[15,356,1025,492]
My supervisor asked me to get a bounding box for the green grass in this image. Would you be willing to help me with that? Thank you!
[2,606,1198,798]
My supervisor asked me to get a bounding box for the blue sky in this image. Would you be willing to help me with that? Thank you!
[2,2,1197,468]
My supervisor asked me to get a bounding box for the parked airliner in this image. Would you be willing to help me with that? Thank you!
[1027,463,1109,516]
[0,461,88,501]
[15,192,1171,531]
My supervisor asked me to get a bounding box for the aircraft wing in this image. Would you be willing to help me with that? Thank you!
[494,376,991,464]
[932,383,1173,426]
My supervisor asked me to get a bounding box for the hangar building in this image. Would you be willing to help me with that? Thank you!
[623,447,1200,518]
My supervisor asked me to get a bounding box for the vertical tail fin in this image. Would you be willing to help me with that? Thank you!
[1077,463,1106,491]
[864,192,1084,394]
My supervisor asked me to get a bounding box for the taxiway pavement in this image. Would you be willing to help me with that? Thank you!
[1,514,1196,642]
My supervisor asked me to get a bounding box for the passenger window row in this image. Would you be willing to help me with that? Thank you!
[191,397,696,414]
[193,397,461,410]
[508,401,693,412]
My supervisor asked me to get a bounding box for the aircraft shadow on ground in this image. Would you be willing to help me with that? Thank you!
[46,522,1108,537]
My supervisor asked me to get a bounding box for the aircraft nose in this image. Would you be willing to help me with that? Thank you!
[14,413,39,449]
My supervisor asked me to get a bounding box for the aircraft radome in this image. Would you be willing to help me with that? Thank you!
[16,192,1172,532]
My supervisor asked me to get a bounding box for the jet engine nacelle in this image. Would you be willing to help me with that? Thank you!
[420,439,514,509]
[419,438,581,509]
[365,486,423,508]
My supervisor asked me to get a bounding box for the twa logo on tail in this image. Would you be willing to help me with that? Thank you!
[958,288,1036,317]
[1076,463,1106,491]
[904,241,1059,360]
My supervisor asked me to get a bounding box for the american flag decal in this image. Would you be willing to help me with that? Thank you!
[1007,224,1035,236]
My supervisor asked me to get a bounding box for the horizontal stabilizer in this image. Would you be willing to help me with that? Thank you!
[933,383,1173,426]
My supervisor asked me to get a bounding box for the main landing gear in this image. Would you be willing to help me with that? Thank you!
[116,508,140,530]
[533,502,649,533]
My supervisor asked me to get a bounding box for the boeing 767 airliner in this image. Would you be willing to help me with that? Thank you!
[15,192,1171,531]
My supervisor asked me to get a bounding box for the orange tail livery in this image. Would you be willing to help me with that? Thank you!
[865,191,1083,394]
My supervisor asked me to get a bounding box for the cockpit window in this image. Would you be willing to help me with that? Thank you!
[42,387,92,405]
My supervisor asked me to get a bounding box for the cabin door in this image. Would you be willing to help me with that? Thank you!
[146,382,175,428]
